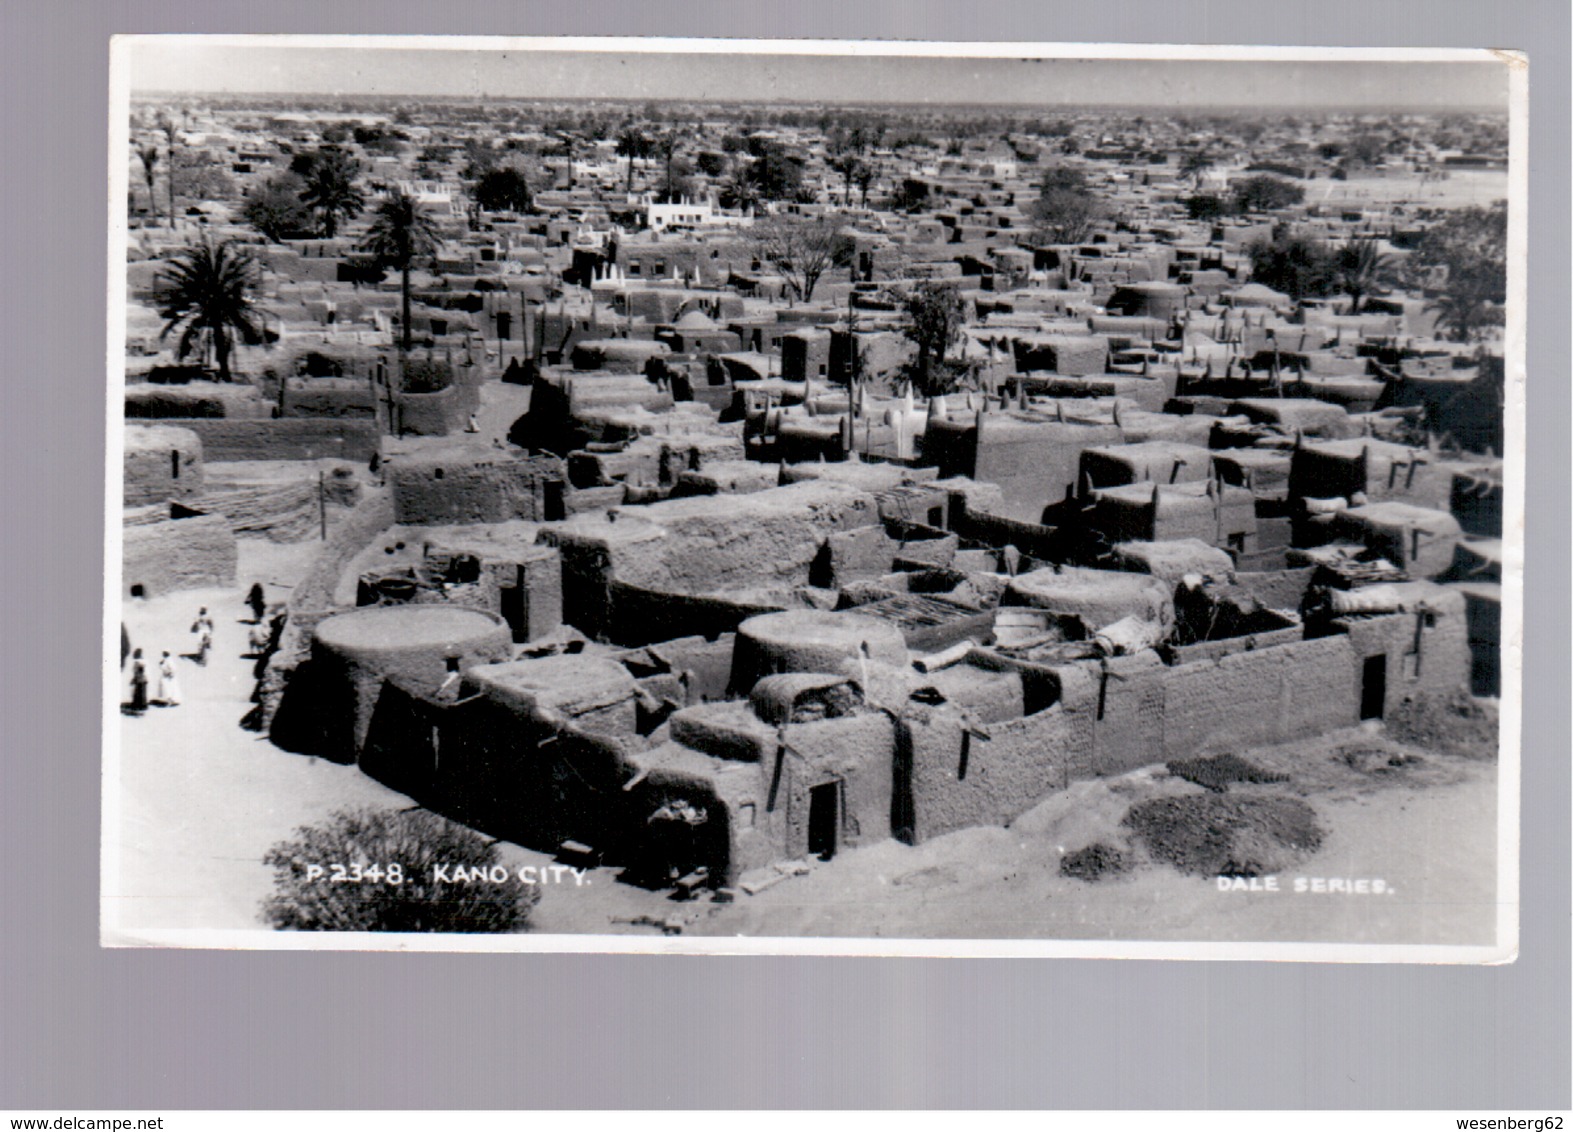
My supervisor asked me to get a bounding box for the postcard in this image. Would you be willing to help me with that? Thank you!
[103,37,1524,959]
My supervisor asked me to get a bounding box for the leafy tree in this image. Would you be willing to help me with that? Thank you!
[1246,228,1337,301]
[1183,193,1232,221]
[241,172,313,243]
[261,807,540,933]
[1333,238,1399,313]
[750,213,849,303]
[460,138,498,181]
[902,281,969,396]
[741,144,805,202]
[1345,133,1387,166]
[299,148,365,238]
[155,238,268,383]
[361,190,443,353]
[890,178,931,214]
[1179,151,1213,184]
[1031,165,1104,244]
[170,151,237,203]
[695,150,727,178]
[1406,202,1507,342]
[473,165,534,214]
[1231,174,1305,214]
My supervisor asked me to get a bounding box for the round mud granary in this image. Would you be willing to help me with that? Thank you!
[311,605,513,759]
[729,609,908,696]
[1005,566,1174,634]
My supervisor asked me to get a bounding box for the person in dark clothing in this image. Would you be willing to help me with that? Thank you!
[192,607,214,665]
[245,583,267,623]
[128,649,148,715]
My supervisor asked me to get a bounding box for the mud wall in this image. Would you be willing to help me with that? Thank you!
[175,419,381,463]
[904,697,1089,844]
[390,454,565,525]
[123,424,204,506]
[121,513,237,598]
[1337,600,1471,718]
[259,487,395,731]
[755,713,895,863]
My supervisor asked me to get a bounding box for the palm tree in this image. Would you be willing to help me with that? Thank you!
[554,132,576,188]
[300,149,366,239]
[1335,238,1398,314]
[655,130,681,201]
[155,238,268,383]
[137,143,160,223]
[616,125,647,194]
[156,114,178,226]
[361,190,443,353]
[832,154,866,207]
[855,161,876,209]
[1427,286,1499,344]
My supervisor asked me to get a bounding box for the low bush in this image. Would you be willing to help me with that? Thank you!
[261,806,540,932]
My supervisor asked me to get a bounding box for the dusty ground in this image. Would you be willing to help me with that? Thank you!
[110,501,1500,948]
[674,733,1498,946]
[1308,169,1508,209]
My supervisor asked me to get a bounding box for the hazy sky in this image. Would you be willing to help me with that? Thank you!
[123,40,1510,110]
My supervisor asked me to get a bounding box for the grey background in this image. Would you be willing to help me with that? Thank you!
[2,0,1565,1110]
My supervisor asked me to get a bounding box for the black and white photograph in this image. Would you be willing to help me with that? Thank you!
[102,36,1523,958]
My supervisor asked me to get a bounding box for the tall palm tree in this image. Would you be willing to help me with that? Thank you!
[655,129,680,201]
[156,114,178,226]
[300,149,366,239]
[137,143,160,223]
[616,125,647,194]
[361,190,443,353]
[1335,238,1398,314]
[155,238,268,383]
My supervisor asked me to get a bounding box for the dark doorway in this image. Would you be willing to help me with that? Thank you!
[807,781,839,860]
[543,480,566,522]
[1360,654,1387,720]
[500,565,526,641]
[496,311,512,341]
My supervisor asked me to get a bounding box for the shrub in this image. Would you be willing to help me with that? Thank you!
[261,807,540,932]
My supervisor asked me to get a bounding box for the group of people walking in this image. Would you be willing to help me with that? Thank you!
[125,585,273,716]
[126,647,182,713]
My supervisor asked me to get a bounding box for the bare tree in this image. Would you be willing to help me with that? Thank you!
[749,213,850,303]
